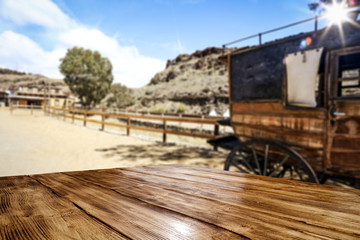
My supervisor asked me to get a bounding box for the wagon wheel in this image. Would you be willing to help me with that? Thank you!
[224,139,319,183]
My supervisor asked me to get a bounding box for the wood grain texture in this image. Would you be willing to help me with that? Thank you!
[0,175,127,240]
[329,101,360,173]
[231,102,327,172]
[32,172,245,240]
[2,165,360,239]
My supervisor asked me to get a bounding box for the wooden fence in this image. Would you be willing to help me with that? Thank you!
[9,104,43,115]
[46,106,222,149]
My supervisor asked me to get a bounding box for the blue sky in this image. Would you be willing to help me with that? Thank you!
[0,0,323,88]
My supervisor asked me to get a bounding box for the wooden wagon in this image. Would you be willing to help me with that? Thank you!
[210,20,360,184]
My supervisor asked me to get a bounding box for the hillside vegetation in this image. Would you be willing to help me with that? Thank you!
[133,47,235,115]
[1,46,234,115]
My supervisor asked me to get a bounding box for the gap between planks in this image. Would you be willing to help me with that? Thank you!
[62,168,360,239]
[59,172,251,240]
[30,175,133,240]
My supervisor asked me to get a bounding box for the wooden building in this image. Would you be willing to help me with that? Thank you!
[0,90,8,106]
[8,86,75,108]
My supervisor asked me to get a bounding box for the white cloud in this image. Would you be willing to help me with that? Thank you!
[0,0,165,88]
[0,31,64,77]
[0,0,74,29]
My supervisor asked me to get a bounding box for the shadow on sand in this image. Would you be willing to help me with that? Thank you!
[95,142,229,168]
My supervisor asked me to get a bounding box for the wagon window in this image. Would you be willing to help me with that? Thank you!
[337,53,360,98]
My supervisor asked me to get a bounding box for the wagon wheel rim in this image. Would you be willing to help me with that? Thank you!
[224,139,319,183]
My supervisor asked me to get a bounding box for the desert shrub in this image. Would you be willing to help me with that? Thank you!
[157,107,165,113]
[106,83,135,108]
[145,86,154,95]
[176,104,186,113]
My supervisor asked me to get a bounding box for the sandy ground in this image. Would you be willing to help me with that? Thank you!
[0,108,228,177]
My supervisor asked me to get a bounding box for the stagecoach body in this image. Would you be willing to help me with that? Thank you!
[222,21,360,183]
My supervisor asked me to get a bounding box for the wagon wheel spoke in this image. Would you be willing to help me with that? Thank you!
[230,157,251,174]
[224,139,319,183]
[273,166,288,178]
[237,151,256,173]
[263,144,269,176]
[251,144,261,175]
[294,166,304,181]
[268,155,289,177]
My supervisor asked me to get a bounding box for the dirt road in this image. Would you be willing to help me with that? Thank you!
[0,108,228,177]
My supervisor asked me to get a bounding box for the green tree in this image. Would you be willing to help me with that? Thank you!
[106,83,135,108]
[59,47,113,107]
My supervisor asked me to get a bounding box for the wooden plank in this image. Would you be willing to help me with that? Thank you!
[333,117,360,135]
[64,167,360,240]
[0,176,127,240]
[232,122,324,138]
[164,129,214,139]
[103,121,127,128]
[138,165,360,197]
[231,102,327,118]
[330,151,360,171]
[232,112,326,132]
[32,173,246,240]
[123,165,360,206]
[335,101,360,115]
[86,119,102,124]
[332,134,360,149]
[51,107,218,125]
[233,124,324,149]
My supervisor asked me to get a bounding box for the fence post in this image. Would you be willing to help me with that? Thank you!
[163,120,167,143]
[63,108,66,121]
[31,104,33,115]
[72,109,75,123]
[200,115,204,131]
[213,124,219,151]
[10,103,13,114]
[83,111,87,127]
[101,114,105,131]
[127,117,130,136]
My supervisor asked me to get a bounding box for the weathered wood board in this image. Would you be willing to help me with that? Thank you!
[1,165,360,239]
[231,101,327,171]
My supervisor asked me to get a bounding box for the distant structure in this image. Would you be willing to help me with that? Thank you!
[3,86,76,108]
[0,90,8,106]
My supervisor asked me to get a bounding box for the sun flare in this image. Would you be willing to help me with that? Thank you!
[323,1,351,25]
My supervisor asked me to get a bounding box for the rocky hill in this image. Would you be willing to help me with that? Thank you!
[0,68,68,93]
[133,47,235,115]
[1,46,234,115]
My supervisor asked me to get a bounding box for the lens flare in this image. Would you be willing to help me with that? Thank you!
[349,0,357,7]
[299,37,312,50]
[324,1,350,25]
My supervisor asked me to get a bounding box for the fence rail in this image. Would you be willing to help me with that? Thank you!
[47,106,222,149]
[9,104,43,115]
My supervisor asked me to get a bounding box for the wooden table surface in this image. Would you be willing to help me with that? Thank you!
[1,164,360,239]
